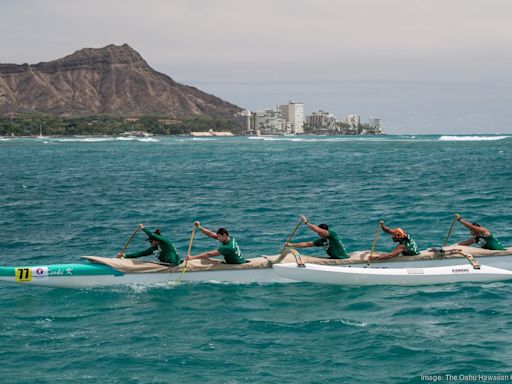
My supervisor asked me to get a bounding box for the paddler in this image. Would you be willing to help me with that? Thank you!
[187,222,246,264]
[284,215,349,259]
[454,214,505,250]
[117,223,180,266]
[371,221,420,261]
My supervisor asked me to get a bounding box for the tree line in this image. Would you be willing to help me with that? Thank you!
[0,114,244,136]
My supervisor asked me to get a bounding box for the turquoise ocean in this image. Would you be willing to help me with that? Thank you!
[1,134,511,383]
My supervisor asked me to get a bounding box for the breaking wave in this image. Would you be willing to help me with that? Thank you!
[438,135,509,141]
[54,137,158,143]
[248,136,387,142]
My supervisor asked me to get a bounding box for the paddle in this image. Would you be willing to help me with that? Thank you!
[443,215,458,247]
[175,226,196,283]
[367,221,383,266]
[118,226,141,257]
[272,217,304,265]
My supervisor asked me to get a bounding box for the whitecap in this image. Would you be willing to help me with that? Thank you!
[438,135,509,141]
[321,318,368,327]
[56,137,115,143]
[248,136,389,142]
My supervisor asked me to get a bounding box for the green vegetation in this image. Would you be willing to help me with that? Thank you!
[0,114,244,136]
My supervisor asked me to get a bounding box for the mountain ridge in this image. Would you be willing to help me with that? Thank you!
[0,44,242,118]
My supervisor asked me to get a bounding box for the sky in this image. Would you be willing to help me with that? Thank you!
[1,0,512,134]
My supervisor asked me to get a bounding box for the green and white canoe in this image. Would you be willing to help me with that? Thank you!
[1,245,511,288]
[0,256,293,288]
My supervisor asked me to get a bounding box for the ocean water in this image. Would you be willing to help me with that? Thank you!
[0,134,511,383]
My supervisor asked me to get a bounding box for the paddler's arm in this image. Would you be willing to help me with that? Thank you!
[371,245,405,261]
[121,247,156,259]
[141,227,166,240]
[194,221,218,239]
[380,223,394,235]
[455,214,490,237]
[457,237,476,246]
[285,241,315,248]
[301,214,329,238]
[188,250,221,260]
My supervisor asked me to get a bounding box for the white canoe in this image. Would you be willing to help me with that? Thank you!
[273,263,512,286]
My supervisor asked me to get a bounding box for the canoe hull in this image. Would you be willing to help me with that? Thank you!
[0,263,293,288]
[273,261,512,286]
[2,250,512,288]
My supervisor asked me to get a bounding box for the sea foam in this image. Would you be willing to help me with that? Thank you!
[438,135,509,141]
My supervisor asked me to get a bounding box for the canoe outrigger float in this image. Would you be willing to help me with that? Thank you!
[1,245,511,288]
[273,246,512,286]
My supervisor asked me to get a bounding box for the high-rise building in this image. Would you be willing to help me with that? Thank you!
[368,117,384,134]
[306,110,337,132]
[345,114,361,127]
[279,101,304,134]
[234,109,255,134]
[255,109,285,134]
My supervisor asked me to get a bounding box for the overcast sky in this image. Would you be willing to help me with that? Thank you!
[1,0,512,133]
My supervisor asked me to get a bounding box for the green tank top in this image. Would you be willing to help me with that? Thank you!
[398,235,420,256]
[312,229,349,259]
[217,237,245,264]
[477,233,506,250]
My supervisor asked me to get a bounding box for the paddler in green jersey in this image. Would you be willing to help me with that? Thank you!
[285,215,349,259]
[371,221,420,261]
[454,214,506,250]
[188,221,246,264]
[117,223,180,266]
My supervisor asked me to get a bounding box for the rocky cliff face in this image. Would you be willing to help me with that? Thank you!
[0,44,241,117]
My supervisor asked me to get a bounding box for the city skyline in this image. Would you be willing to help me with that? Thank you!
[1,0,512,134]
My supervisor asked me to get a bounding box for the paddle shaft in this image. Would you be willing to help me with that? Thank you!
[175,227,196,284]
[186,227,197,259]
[280,218,304,254]
[443,218,457,247]
[273,218,304,265]
[120,227,141,255]
[368,222,383,265]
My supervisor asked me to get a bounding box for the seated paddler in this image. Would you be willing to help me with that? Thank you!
[116,223,180,266]
[187,221,246,264]
[454,213,505,250]
[371,221,420,261]
[284,214,349,259]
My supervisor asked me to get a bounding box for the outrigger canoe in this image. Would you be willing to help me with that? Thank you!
[0,253,307,288]
[274,246,512,286]
[0,245,511,288]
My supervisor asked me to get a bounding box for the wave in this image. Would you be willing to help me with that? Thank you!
[55,137,158,143]
[115,137,159,142]
[438,135,510,141]
[56,137,116,142]
[320,318,369,328]
[248,136,388,142]
[0,138,11,141]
